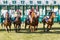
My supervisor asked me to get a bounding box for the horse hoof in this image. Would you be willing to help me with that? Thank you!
[47,29,49,32]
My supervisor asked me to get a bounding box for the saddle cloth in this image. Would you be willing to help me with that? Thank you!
[45,16,49,22]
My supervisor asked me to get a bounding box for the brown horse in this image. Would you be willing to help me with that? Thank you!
[25,16,39,30]
[3,12,11,32]
[42,12,56,32]
[28,11,39,32]
[13,11,21,32]
[14,16,21,32]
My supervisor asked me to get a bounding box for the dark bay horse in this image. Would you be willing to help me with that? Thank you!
[13,11,21,32]
[25,16,30,29]
[3,12,11,32]
[42,12,56,32]
[25,11,39,32]
[25,16,39,30]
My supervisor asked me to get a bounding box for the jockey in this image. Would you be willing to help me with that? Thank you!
[4,11,12,22]
[9,9,15,18]
[35,6,40,18]
[29,7,36,17]
[1,9,8,18]
[29,7,36,23]
[1,9,8,22]
[5,12,11,19]
[14,9,21,21]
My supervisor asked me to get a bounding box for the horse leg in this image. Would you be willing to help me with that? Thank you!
[50,24,53,30]
[43,23,45,32]
[9,25,11,32]
[34,26,36,31]
[29,25,30,29]
[47,24,50,32]
[15,25,17,32]
[36,24,38,30]
[6,26,9,32]
[25,23,27,29]
[13,21,16,27]
[36,21,39,30]
[14,23,16,31]
[30,25,32,32]
[14,24,15,30]
[34,22,38,30]
[31,26,34,32]
[1,23,3,28]
[30,25,34,32]
[30,25,31,32]
[18,24,21,31]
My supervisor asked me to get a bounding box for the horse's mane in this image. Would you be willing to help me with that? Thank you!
[49,11,55,17]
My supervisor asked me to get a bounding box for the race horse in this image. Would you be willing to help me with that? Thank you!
[25,16,39,30]
[13,11,21,32]
[25,16,30,29]
[3,12,11,32]
[25,11,39,32]
[42,11,56,32]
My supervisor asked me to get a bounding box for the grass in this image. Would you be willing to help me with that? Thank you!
[0,23,60,40]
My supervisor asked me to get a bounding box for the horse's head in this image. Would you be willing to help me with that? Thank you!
[15,16,20,21]
[52,12,56,18]
[50,12,56,18]
[5,12,9,18]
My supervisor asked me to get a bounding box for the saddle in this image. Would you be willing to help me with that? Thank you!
[45,16,49,22]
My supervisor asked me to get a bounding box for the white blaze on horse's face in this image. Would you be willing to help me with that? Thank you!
[52,13,56,18]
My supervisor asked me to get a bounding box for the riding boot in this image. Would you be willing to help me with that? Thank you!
[1,23,3,28]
